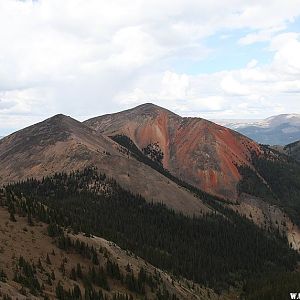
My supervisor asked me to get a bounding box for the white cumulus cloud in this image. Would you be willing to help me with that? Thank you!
[0,0,300,134]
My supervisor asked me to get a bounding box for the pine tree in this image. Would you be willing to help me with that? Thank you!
[76,263,83,279]
[46,254,51,265]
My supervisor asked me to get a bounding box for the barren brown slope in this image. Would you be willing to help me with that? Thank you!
[0,114,208,215]
[84,103,261,199]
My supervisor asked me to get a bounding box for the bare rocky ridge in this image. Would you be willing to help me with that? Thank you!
[0,114,208,216]
[84,103,261,199]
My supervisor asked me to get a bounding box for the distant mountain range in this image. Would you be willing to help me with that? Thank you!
[215,114,300,145]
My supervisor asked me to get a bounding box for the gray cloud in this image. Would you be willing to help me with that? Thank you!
[0,99,16,110]
[0,0,300,134]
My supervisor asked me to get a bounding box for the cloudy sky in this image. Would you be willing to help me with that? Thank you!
[0,0,300,135]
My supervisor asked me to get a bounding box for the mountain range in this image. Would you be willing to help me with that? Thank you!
[0,112,207,216]
[216,114,300,145]
[1,103,300,240]
[1,103,300,299]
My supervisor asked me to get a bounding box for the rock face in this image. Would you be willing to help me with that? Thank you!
[0,113,208,216]
[85,103,261,199]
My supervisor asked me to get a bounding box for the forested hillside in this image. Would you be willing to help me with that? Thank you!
[2,167,298,296]
[0,205,206,300]
[284,140,300,162]
[238,146,300,227]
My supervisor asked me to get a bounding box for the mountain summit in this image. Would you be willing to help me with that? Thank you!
[0,113,206,215]
[85,103,260,199]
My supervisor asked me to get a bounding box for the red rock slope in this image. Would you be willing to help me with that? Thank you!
[84,103,261,199]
